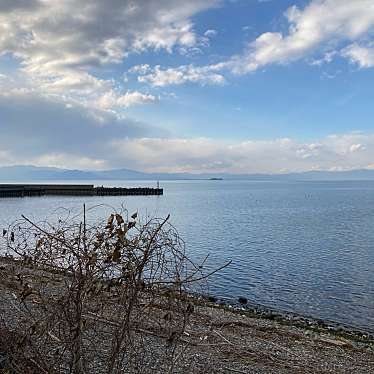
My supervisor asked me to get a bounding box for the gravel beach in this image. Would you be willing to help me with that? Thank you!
[1,257,374,373]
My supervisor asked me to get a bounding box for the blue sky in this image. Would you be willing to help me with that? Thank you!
[0,0,374,173]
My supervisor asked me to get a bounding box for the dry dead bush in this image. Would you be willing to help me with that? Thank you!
[0,206,227,373]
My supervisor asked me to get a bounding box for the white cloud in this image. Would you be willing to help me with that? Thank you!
[97,90,158,110]
[3,0,374,94]
[128,64,152,75]
[31,153,107,170]
[310,50,337,66]
[0,0,218,68]
[204,29,218,38]
[0,0,219,109]
[349,143,366,153]
[227,0,374,74]
[136,64,226,87]
[130,0,374,88]
[342,42,374,68]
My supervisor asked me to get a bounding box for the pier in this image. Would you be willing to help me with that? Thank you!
[0,184,163,198]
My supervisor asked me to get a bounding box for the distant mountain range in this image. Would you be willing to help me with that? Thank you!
[0,165,374,182]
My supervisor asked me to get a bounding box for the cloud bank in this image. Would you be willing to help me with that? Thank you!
[0,91,373,173]
[110,134,374,173]
[0,91,165,169]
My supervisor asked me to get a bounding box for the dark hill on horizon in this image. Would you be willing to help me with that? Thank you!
[0,165,374,182]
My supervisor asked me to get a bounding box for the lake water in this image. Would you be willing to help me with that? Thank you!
[1,179,374,332]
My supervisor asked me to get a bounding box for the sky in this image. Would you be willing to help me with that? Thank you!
[0,0,374,174]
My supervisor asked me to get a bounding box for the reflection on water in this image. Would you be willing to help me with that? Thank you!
[1,179,374,332]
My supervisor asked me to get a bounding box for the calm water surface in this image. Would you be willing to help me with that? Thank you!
[1,180,374,332]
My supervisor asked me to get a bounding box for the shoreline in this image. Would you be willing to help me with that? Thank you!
[195,294,374,344]
[1,254,373,343]
[1,255,374,373]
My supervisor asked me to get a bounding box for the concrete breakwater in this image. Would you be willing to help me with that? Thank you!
[0,184,163,198]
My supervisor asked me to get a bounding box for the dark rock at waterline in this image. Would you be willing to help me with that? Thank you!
[208,296,217,303]
[238,297,248,305]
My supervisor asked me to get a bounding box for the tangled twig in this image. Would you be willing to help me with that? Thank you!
[0,205,230,373]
